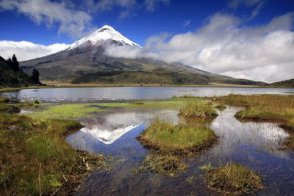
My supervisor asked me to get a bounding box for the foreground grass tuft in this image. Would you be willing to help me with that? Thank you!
[205,163,263,194]
[179,100,218,119]
[0,98,106,195]
[138,118,216,154]
[135,154,187,176]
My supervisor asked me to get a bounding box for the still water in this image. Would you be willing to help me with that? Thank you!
[67,107,294,196]
[3,87,294,102]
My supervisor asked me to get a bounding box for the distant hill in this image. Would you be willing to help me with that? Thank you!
[20,25,264,86]
[270,79,294,88]
[0,56,40,88]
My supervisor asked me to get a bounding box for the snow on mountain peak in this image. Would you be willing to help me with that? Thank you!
[69,25,141,49]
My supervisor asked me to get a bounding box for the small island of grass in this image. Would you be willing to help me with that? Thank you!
[138,118,217,154]
[205,163,263,194]
[135,154,187,176]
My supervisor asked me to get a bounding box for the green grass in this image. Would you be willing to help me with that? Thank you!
[215,94,294,149]
[205,163,263,194]
[26,98,191,121]
[96,98,187,109]
[135,154,187,176]
[179,99,218,119]
[28,104,102,120]
[138,118,216,154]
[0,98,106,195]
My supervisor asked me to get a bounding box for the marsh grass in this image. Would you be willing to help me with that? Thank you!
[28,104,102,120]
[0,98,106,195]
[205,163,263,194]
[138,118,216,154]
[135,154,187,176]
[179,99,218,119]
[96,99,185,109]
[215,94,294,149]
[215,104,226,111]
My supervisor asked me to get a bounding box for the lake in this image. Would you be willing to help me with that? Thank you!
[2,86,294,102]
[67,107,294,196]
[4,86,294,195]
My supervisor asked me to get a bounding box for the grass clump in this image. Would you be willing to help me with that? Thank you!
[216,94,294,150]
[179,100,218,119]
[205,163,263,194]
[138,118,216,154]
[215,104,226,111]
[135,154,187,176]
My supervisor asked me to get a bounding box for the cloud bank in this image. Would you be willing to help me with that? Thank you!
[0,41,69,61]
[0,0,92,38]
[105,12,293,83]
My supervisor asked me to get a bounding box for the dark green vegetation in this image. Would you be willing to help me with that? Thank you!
[20,45,265,85]
[135,154,187,176]
[215,94,294,149]
[0,55,41,88]
[270,78,294,88]
[0,97,105,195]
[204,163,263,194]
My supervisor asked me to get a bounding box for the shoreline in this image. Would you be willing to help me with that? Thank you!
[0,83,293,93]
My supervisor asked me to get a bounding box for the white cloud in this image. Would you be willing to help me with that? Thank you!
[228,0,265,20]
[104,44,156,59]
[103,13,294,83]
[95,0,136,11]
[85,0,170,17]
[0,40,69,61]
[228,0,262,9]
[183,20,191,27]
[0,0,92,38]
[144,0,170,12]
[144,13,294,82]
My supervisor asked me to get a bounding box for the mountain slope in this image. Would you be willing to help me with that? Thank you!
[0,56,38,87]
[270,79,294,88]
[20,25,263,85]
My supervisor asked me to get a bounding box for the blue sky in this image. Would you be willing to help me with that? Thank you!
[0,0,294,82]
[0,0,293,45]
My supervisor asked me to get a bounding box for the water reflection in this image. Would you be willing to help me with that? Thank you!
[66,107,294,196]
[209,107,289,158]
[67,109,178,155]
[80,124,141,145]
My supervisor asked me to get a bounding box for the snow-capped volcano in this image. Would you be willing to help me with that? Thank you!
[68,25,141,50]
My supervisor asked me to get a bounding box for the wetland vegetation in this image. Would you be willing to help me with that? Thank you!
[137,118,217,154]
[0,97,106,195]
[0,89,293,195]
[204,163,263,194]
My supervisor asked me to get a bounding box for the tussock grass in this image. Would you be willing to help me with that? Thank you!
[135,154,187,176]
[0,98,106,195]
[205,163,263,194]
[138,118,216,154]
[215,104,226,111]
[215,94,294,149]
[179,100,218,119]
